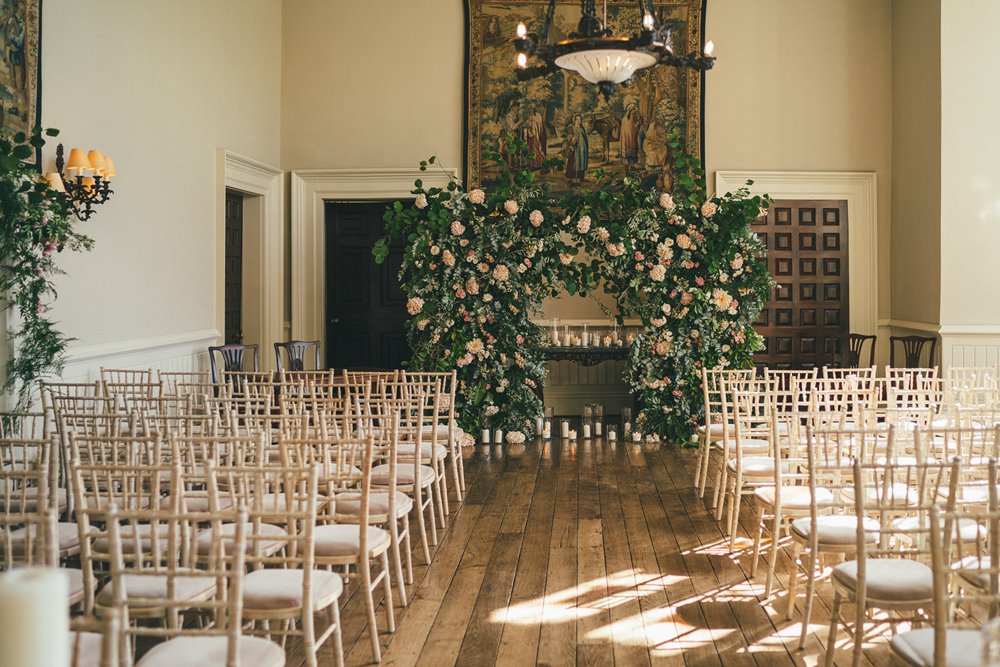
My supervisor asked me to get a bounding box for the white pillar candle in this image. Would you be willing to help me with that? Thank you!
[608,428,617,441]
[535,417,544,437]
[0,568,69,667]
[560,420,570,438]
[494,429,503,444]
[568,429,578,440]
[582,423,591,438]
[481,429,491,444]
[543,420,552,439]
[595,421,603,436]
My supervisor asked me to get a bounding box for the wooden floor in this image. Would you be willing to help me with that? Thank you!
[293,440,894,666]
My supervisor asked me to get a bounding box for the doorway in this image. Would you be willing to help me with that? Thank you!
[324,201,410,370]
[224,189,244,344]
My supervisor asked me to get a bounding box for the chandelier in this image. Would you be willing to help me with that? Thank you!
[513,0,715,100]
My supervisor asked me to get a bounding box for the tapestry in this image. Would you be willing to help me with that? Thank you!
[0,0,40,167]
[464,0,705,195]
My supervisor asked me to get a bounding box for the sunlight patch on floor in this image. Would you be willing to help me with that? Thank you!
[489,569,686,625]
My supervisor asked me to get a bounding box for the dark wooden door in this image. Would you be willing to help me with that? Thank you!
[325,201,410,370]
[753,200,849,370]
[223,190,244,345]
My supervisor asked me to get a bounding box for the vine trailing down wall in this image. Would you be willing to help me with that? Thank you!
[375,139,772,443]
[0,127,94,410]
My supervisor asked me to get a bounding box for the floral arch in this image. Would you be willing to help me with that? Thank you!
[374,143,773,444]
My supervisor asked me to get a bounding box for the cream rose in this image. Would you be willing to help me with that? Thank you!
[649,264,667,282]
[701,200,718,218]
[406,297,424,315]
[504,199,519,215]
[468,189,486,205]
[414,193,428,209]
[492,265,510,282]
[529,210,544,227]
[576,215,591,234]
[658,192,675,210]
[450,220,465,235]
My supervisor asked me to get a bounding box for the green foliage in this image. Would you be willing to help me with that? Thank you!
[0,127,94,409]
[376,136,772,443]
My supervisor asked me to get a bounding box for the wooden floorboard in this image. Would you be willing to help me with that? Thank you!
[292,440,898,666]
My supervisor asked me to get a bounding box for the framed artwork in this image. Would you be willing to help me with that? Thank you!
[464,0,706,196]
[0,0,41,168]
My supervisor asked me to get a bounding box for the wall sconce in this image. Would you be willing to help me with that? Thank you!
[45,143,116,221]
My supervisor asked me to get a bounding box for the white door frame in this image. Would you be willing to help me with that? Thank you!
[289,168,456,356]
[217,149,283,369]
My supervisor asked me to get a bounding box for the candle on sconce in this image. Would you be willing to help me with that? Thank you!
[65,147,91,174]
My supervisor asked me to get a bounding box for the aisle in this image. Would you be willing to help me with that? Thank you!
[295,440,892,666]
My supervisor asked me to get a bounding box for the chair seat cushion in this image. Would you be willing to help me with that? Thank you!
[791,515,880,546]
[398,443,449,460]
[10,521,80,556]
[67,567,91,605]
[697,423,732,437]
[953,555,994,591]
[420,424,456,438]
[313,524,390,559]
[195,522,287,556]
[370,463,435,487]
[832,558,933,603]
[70,631,104,667]
[892,515,984,542]
[161,494,234,513]
[334,491,413,521]
[842,482,919,507]
[713,438,769,451]
[754,485,832,509]
[0,487,68,513]
[92,523,175,554]
[96,569,216,608]
[243,569,342,611]
[726,456,776,476]
[137,635,286,667]
[890,628,980,667]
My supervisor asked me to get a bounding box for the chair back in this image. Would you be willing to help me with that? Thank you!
[842,333,877,369]
[274,340,322,372]
[890,335,938,369]
[208,343,260,384]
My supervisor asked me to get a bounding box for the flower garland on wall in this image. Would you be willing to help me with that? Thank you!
[377,141,772,443]
[0,128,94,409]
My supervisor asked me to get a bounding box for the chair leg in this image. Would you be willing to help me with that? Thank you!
[713,464,728,519]
[402,514,414,583]
[426,488,440,546]
[786,541,801,623]
[436,464,450,520]
[824,591,841,667]
[302,604,318,667]
[457,442,467,492]
[389,520,408,607]
[764,513,782,598]
[361,560,382,663]
[798,549,820,649]
[332,603,345,667]
[750,505,765,577]
[693,434,706,490]
[380,552,396,632]
[450,443,464,503]
[699,445,714,499]
[414,493,432,564]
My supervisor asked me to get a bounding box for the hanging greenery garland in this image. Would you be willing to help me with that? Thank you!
[377,138,771,443]
[0,127,94,409]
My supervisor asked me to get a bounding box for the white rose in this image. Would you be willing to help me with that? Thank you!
[504,199,519,215]
[529,210,544,227]
[701,200,718,218]
[430,245,440,256]
[468,189,486,205]
[414,193,428,209]
[659,192,675,210]
[576,215,591,234]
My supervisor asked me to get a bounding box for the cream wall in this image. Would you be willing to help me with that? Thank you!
[939,0,1000,327]
[890,0,940,326]
[41,0,282,346]
[705,0,893,325]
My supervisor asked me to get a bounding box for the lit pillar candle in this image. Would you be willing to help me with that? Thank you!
[560,420,570,438]
[0,568,69,667]
[543,420,552,439]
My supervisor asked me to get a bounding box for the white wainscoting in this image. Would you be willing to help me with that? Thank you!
[939,325,1000,371]
[59,329,219,383]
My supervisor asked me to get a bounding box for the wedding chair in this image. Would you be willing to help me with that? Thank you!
[821,365,876,381]
[403,370,466,501]
[207,393,274,440]
[399,375,449,521]
[376,380,440,557]
[335,385,414,601]
[281,431,396,662]
[890,502,1000,667]
[0,411,49,439]
[103,382,162,410]
[156,369,211,393]
[70,609,121,667]
[695,367,754,499]
[44,382,110,420]
[823,457,959,667]
[719,379,779,546]
[889,335,938,369]
[208,343,260,385]
[274,340,322,372]
[841,333,877,369]
[223,370,275,400]
[208,464,343,667]
[100,368,153,386]
[170,432,268,515]
[886,366,939,395]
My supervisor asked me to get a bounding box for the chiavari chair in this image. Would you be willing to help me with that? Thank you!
[281,429,396,662]
[223,370,275,401]
[156,370,211,393]
[695,367,754,500]
[209,464,342,667]
[398,375,449,521]
[823,457,959,667]
[99,368,153,386]
[170,432,267,516]
[402,370,466,501]
[70,608,121,667]
[886,365,939,394]
[705,370,761,513]
[890,502,1000,667]
[719,378,778,546]
[97,498,285,666]
[0,411,49,439]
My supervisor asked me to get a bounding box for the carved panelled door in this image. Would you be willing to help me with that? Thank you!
[325,201,410,370]
[752,200,849,370]
[223,190,244,345]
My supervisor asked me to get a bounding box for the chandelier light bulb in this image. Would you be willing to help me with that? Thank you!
[642,13,655,30]
[516,22,527,38]
[704,40,715,56]
[516,52,528,68]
